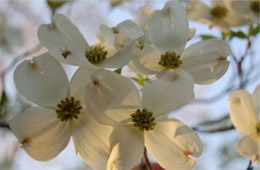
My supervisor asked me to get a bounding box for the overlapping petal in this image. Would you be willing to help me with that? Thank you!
[14,53,69,109]
[145,115,201,170]
[142,70,194,116]
[181,39,231,84]
[107,125,144,170]
[72,112,112,170]
[235,133,260,163]
[229,89,258,135]
[148,1,188,54]
[85,69,141,125]
[253,84,260,120]
[10,107,71,161]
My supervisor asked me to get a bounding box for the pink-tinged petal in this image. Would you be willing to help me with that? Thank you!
[10,107,71,161]
[107,125,144,170]
[85,69,141,126]
[181,39,231,84]
[148,1,188,54]
[235,133,260,163]
[229,89,258,135]
[71,111,112,170]
[145,115,202,170]
[142,70,194,117]
[14,53,69,109]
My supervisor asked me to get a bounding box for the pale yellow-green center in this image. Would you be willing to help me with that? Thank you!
[85,45,107,64]
[131,108,156,131]
[158,51,182,69]
[56,97,82,121]
[210,5,228,19]
[250,1,260,15]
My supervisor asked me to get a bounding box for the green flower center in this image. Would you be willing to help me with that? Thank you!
[256,122,260,136]
[210,5,228,18]
[250,1,260,14]
[131,108,156,131]
[85,45,107,64]
[158,51,182,69]
[56,97,82,121]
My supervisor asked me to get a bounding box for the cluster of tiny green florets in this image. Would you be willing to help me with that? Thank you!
[210,5,228,18]
[131,108,156,131]
[56,97,82,121]
[159,51,182,69]
[85,45,107,64]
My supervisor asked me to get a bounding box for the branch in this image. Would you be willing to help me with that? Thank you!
[0,123,10,130]
[246,160,253,170]
[143,148,152,170]
[193,125,234,133]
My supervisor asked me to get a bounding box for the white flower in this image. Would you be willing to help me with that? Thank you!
[10,53,112,169]
[226,0,260,24]
[228,85,260,163]
[85,69,203,170]
[186,0,251,31]
[129,1,231,85]
[37,14,133,69]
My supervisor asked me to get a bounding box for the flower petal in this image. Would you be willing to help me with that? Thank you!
[181,39,231,84]
[70,67,96,102]
[71,111,112,170]
[85,69,141,126]
[185,0,211,22]
[148,1,188,54]
[145,115,203,170]
[135,6,153,31]
[10,107,71,161]
[128,42,164,75]
[14,53,69,109]
[228,89,257,135]
[142,70,194,116]
[235,133,260,163]
[107,125,144,170]
[253,84,260,121]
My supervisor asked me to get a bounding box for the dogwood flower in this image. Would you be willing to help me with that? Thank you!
[129,1,231,85]
[228,85,260,163]
[10,53,112,169]
[37,14,134,69]
[85,69,203,170]
[186,0,251,31]
[226,0,260,24]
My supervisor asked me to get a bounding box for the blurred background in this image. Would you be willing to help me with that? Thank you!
[0,0,259,170]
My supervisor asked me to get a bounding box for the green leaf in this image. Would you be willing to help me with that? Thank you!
[229,31,247,40]
[0,91,8,107]
[47,0,68,14]
[200,35,217,40]
[114,67,122,74]
[249,24,260,37]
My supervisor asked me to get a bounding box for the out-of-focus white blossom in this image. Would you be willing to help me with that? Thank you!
[186,0,251,31]
[85,69,203,170]
[228,85,260,163]
[38,14,134,69]
[10,54,112,169]
[226,0,260,24]
[129,1,231,85]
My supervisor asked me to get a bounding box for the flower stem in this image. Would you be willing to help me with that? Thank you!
[143,148,152,170]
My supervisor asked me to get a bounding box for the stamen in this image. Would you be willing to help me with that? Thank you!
[56,97,82,121]
[210,5,228,18]
[131,108,156,131]
[85,45,107,64]
[159,51,182,69]
[250,1,260,14]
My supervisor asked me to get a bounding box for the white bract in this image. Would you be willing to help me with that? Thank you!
[129,1,231,85]
[85,69,203,170]
[38,14,134,69]
[228,85,260,163]
[11,53,112,169]
[226,0,260,24]
[186,0,251,31]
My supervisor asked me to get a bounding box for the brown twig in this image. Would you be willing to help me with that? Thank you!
[246,160,253,170]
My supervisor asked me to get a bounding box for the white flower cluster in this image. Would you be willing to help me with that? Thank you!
[12,1,258,169]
